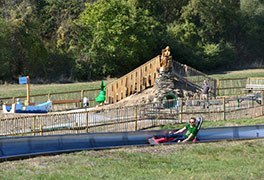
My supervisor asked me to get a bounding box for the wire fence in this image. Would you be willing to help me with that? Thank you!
[172,61,217,97]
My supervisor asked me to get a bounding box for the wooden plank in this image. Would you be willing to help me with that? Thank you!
[52,99,81,104]
[218,77,248,81]
[245,84,264,90]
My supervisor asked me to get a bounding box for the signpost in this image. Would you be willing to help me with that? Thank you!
[19,76,30,104]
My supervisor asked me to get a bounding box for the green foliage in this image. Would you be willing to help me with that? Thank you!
[136,0,189,24]
[0,0,263,82]
[240,0,264,64]
[75,0,160,79]
[0,18,12,81]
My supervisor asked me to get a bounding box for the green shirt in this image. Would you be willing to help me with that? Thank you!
[184,124,198,140]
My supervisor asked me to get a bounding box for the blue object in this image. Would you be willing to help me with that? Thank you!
[1,124,264,161]
[3,101,52,113]
[19,77,28,84]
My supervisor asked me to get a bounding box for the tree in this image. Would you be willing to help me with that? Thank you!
[240,0,264,64]
[0,18,12,81]
[75,0,160,80]
[165,0,241,69]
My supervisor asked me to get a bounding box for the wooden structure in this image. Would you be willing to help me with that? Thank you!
[106,53,218,104]
[246,77,264,91]
[106,55,161,104]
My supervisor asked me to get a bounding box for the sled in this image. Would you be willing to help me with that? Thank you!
[148,117,203,145]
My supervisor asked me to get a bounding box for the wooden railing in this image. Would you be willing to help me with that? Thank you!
[1,96,263,137]
[216,77,264,96]
[216,78,248,96]
[106,55,161,103]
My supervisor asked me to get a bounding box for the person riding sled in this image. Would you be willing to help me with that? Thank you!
[148,117,203,144]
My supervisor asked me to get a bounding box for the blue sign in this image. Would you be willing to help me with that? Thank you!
[19,77,28,84]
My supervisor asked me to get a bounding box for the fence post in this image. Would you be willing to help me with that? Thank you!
[40,125,43,136]
[81,90,84,108]
[179,98,183,123]
[261,90,264,115]
[32,116,36,136]
[214,79,218,98]
[75,122,79,134]
[223,97,226,120]
[86,111,89,132]
[134,105,138,131]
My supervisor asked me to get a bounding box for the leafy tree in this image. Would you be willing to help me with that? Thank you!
[165,0,241,70]
[136,0,189,24]
[75,0,160,80]
[240,0,264,64]
[0,18,12,81]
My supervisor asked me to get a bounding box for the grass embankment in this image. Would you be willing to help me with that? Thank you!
[0,139,263,179]
[162,117,264,130]
[1,117,264,179]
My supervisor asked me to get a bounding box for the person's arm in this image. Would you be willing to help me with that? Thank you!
[173,127,186,134]
[181,133,194,143]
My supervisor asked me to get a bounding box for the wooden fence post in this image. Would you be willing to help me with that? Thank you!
[32,116,36,136]
[223,97,226,120]
[80,90,84,108]
[40,125,43,136]
[86,111,89,133]
[134,106,138,131]
[179,98,183,123]
[75,122,78,134]
[261,90,264,115]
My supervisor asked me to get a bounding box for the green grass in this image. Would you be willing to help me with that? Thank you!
[1,68,263,98]
[1,117,264,179]
[0,80,114,98]
[0,139,264,179]
[162,117,264,130]
[209,68,264,79]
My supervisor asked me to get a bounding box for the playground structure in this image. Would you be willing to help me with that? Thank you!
[105,50,217,104]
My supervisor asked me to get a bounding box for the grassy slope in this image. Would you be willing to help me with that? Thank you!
[0,80,114,98]
[0,117,264,179]
[209,68,264,79]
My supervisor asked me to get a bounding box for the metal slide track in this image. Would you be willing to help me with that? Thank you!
[1,125,264,161]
